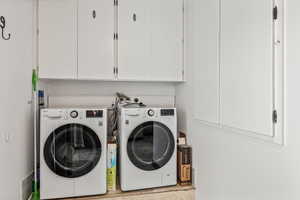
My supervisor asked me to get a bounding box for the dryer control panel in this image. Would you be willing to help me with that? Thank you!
[160,109,175,116]
[86,110,103,118]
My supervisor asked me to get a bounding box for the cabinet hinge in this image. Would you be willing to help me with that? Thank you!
[273,110,278,124]
[273,6,278,20]
[113,67,119,75]
[114,33,118,40]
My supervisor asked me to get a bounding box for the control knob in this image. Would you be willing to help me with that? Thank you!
[147,109,155,117]
[70,111,78,118]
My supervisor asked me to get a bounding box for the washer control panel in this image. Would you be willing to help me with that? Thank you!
[86,110,103,118]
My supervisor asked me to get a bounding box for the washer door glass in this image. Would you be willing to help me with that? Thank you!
[127,121,175,171]
[44,123,102,178]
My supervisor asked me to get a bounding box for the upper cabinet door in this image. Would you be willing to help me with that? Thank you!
[220,0,274,136]
[39,0,77,79]
[118,0,184,81]
[78,0,115,80]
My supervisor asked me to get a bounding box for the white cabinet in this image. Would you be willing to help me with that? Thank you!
[39,0,77,79]
[78,0,115,80]
[39,0,184,81]
[194,0,284,143]
[118,0,184,81]
[39,0,114,80]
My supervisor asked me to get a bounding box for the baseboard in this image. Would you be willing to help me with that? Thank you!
[20,171,33,200]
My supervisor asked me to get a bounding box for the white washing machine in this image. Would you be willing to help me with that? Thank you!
[40,108,107,199]
[119,107,177,191]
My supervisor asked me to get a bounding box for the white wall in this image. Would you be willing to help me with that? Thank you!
[176,0,300,199]
[41,80,175,97]
[40,80,176,107]
[0,0,34,199]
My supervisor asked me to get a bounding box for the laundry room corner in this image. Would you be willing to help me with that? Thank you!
[2,0,299,199]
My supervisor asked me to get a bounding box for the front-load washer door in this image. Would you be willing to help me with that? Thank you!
[44,123,102,178]
[127,121,175,171]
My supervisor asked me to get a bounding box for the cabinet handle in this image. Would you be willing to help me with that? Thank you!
[133,13,137,22]
[92,10,96,19]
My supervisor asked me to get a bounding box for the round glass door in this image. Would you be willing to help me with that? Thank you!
[127,121,175,171]
[44,123,102,178]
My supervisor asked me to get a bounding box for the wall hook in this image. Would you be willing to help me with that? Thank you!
[0,16,11,41]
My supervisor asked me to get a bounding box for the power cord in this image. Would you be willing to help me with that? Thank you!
[108,92,147,138]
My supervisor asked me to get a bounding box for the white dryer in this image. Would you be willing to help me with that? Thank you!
[40,108,107,199]
[119,107,177,191]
